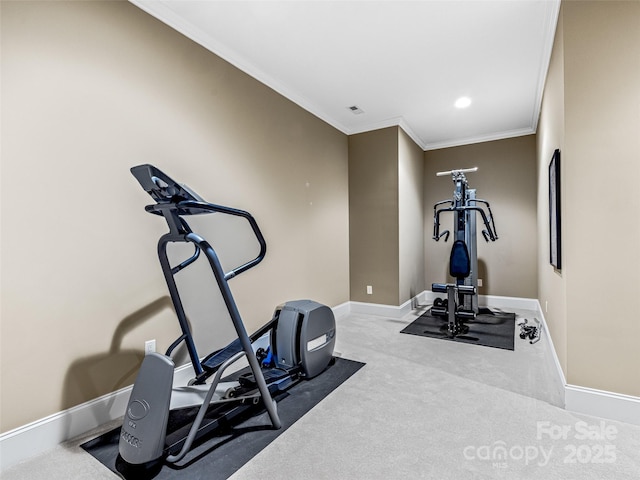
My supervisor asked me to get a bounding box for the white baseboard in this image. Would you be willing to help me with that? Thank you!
[352,293,640,427]
[479,293,539,311]
[0,383,131,471]
[2,297,638,471]
[528,302,640,426]
[331,301,351,319]
[0,304,346,471]
[530,301,640,426]
[0,360,197,472]
[566,385,640,426]
[350,291,428,319]
[349,299,412,319]
[532,299,568,393]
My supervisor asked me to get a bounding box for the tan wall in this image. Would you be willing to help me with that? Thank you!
[424,136,538,299]
[561,1,640,395]
[398,129,425,304]
[1,1,349,432]
[536,6,567,375]
[348,128,399,305]
[4,0,637,439]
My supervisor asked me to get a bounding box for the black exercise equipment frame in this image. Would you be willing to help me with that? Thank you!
[430,167,498,339]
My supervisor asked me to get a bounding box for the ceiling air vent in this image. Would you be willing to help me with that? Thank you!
[347,105,364,115]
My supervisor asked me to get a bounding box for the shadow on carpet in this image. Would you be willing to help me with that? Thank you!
[401,309,516,350]
[82,357,364,479]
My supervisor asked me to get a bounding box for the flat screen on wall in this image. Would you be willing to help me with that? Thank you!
[549,149,561,269]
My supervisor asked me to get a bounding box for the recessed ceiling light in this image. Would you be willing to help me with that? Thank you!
[455,97,472,109]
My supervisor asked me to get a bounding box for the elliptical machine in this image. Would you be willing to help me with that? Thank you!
[431,167,498,338]
[117,165,336,475]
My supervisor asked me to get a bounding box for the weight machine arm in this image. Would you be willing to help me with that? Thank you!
[473,199,498,241]
[433,204,498,242]
[432,200,453,241]
[431,166,499,243]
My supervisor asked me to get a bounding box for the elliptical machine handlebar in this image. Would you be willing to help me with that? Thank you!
[131,164,267,279]
[179,201,266,279]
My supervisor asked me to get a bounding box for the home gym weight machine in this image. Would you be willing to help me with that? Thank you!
[431,167,498,338]
[117,165,336,476]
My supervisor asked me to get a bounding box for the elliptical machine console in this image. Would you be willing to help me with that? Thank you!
[117,165,336,476]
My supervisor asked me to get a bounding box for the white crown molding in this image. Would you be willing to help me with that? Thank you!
[423,127,536,151]
[348,116,428,150]
[128,1,548,153]
[128,1,351,136]
[530,0,562,133]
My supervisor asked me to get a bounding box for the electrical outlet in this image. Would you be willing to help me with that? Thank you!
[545,301,548,313]
[477,279,483,287]
[366,285,373,295]
[144,339,156,355]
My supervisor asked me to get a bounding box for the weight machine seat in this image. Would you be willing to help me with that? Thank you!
[449,240,471,279]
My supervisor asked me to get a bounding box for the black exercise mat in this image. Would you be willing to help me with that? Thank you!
[401,309,516,350]
[82,357,363,479]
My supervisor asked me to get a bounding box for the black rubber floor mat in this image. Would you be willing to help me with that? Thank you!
[401,309,516,350]
[82,357,364,479]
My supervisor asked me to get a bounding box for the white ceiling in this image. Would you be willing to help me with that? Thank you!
[131,0,560,150]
